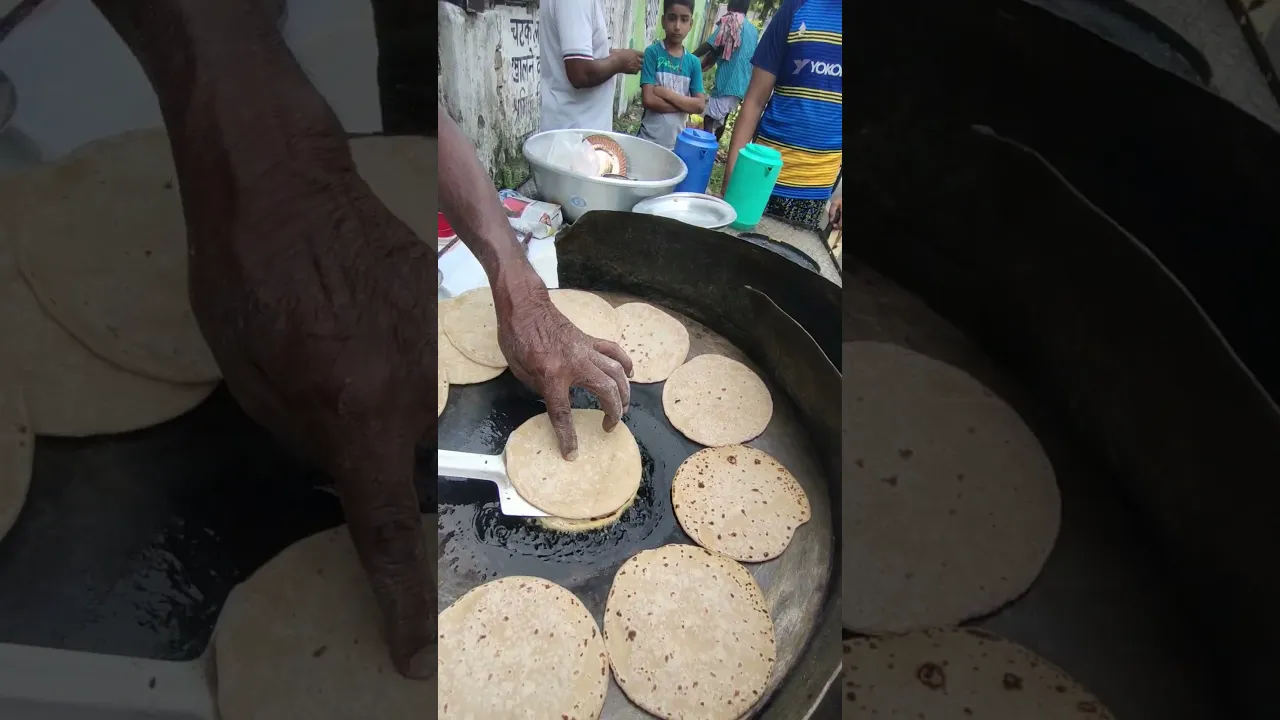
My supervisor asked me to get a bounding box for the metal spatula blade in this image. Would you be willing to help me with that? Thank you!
[437,449,549,517]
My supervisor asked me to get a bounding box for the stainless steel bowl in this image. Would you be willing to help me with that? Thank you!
[523,129,688,222]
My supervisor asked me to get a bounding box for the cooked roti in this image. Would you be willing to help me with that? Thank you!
[615,302,690,383]
[843,342,1061,633]
[0,234,214,436]
[436,315,504,385]
[672,445,810,562]
[549,289,620,342]
[0,385,33,544]
[440,287,506,369]
[662,353,773,446]
[537,421,641,532]
[505,409,638,519]
[844,628,1115,718]
[439,576,608,720]
[213,517,437,720]
[604,544,776,719]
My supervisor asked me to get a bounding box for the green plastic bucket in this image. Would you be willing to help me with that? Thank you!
[724,143,783,230]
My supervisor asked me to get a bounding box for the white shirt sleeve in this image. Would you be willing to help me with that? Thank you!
[554,0,599,60]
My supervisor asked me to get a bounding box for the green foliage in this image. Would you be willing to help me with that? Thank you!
[748,0,778,24]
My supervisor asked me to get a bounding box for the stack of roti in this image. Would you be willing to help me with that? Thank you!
[0,130,440,543]
[438,288,623,416]
[505,409,642,532]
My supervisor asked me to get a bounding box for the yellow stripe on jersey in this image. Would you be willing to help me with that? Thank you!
[775,86,843,105]
[757,137,843,189]
[786,30,842,45]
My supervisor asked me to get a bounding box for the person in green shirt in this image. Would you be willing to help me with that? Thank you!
[694,0,759,141]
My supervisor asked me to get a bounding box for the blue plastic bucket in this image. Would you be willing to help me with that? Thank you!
[724,143,783,229]
[672,128,719,195]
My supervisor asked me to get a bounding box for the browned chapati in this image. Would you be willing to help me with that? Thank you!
[439,576,608,719]
[662,354,773,446]
[604,544,776,719]
[672,445,810,562]
[843,341,1061,634]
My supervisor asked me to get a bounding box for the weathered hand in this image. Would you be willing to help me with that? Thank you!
[496,282,633,459]
[181,141,435,679]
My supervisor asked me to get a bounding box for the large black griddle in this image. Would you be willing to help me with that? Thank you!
[438,213,841,719]
[851,2,1280,716]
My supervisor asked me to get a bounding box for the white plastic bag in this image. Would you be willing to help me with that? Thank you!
[546,134,600,177]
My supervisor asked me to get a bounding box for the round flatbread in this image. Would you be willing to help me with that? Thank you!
[0,385,33,543]
[842,342,1061,634]
[349,135,437,244]
[440,287,506,369]
[549,289,619,342]
[505,409,637,519]
[662,354,773,446]
[213,517,437,720]
[604,544,776,720]
[844,628,1115,718]
[616,302,690,383]
[11,129,219,383]
[437,370,448,417]
[0,238,215,436]
[538,492,637,533]
[439,576,608,720]
[536,425,642,532]
[436,307,505,384]
[672,446,810,562]
[6,131,438,386]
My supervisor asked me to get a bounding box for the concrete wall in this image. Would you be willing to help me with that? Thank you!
[438,1,542,189]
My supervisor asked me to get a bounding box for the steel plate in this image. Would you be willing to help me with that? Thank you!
[632,192,738,230]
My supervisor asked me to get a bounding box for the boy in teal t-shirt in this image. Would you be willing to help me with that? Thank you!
[694,0,760,140]
[638,0,706,150]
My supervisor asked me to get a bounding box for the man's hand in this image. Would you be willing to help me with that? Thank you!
[610,48,644,75]
[828,194,842,232]
[493,276,632,459]
[184,138,436,680]
[438,106,633,458]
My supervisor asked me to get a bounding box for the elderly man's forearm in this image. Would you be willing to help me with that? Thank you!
[437,106,543,305]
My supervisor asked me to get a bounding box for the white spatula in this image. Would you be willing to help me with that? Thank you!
[437,449,549,517]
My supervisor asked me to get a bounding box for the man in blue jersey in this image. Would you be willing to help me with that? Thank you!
[723,0,842,229]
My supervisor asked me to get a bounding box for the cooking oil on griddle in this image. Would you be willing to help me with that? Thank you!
[438,382,691,599]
